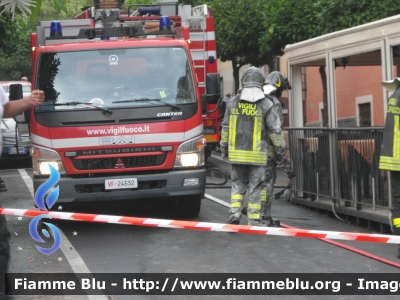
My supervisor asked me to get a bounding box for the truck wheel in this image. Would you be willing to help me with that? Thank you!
[205,148,211,160]
[178,196,201,218]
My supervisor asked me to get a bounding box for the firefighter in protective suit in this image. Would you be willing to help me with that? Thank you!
[241,71,290,226]
[262,71,291,226]
[220,67,286,226]
[379,78,400,258]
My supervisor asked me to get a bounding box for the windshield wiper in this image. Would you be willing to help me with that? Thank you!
[112,98,180,109]
[43,101,113,115]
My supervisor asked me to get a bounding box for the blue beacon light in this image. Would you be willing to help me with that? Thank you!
[159,16,171,31]
[50,21,63,37]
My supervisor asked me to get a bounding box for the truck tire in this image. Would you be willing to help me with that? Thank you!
[178,196,201,218]
[205,148,211,161]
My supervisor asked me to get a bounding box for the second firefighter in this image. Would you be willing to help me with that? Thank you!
[220,67,286,226]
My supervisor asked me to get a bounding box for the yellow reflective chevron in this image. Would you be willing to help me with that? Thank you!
[248,213,260,219]
[253,116,262,152]
[159,91,167,98]
[231,194,244,200]
[231,201,242,208]
[204,134,218,142]
[229,152,267,164]
[394,115,400,159]
[224,99,270,165]
[394,218,400,228]
[221,131,228,144]
[229,115,237,152]
[248,203,261,210]
[379,115,400,170]
[261,190,266,202]
[276,78,281,88]
[231,194,243,208]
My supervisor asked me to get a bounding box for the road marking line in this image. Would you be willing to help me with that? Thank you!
[205,193,230,208]
[18,169,108,300]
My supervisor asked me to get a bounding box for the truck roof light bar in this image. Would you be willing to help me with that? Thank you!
[46,26,176,41]
[50,21,63,37]
[139,6,161,16]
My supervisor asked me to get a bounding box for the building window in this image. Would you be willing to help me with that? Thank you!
[358,103,371,127]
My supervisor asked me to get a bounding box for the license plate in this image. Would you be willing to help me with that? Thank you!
[204,127,216,134]
[105,178,138,190]
[7,146,28,155]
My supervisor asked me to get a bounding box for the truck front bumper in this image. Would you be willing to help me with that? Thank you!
[33,169,206,203]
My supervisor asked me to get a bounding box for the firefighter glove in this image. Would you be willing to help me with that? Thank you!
[276,154,287,166]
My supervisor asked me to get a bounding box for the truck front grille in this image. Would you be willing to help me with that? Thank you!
[72,154,166,170]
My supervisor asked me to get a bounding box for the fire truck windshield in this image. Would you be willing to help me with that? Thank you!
[35,47,196,111]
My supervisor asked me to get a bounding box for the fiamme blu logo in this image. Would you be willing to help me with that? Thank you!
[28,165,62,255]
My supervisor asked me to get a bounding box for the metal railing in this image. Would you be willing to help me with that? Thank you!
[287,127,389,211]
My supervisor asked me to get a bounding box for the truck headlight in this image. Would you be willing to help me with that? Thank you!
[174,137,206,168]
[31,145,66,176]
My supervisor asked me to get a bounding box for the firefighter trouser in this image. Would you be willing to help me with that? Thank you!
[391,172,400,235]
[230,164,266,221]
[0,214,10,299]
[262,159,277,218]
[262,144,279,218]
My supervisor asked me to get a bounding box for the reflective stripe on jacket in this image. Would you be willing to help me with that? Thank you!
[220,94,283,166]
[380,87,400,171]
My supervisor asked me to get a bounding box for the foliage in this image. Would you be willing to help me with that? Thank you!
[4,0,399,84]
[208,0,273,91]
[0,0,91,80]
[177,0,204,5]
[29,0,68,20]
[260,0,400,57]
[0,12,32,80]
[124,0,156,7]
[34,0,91,20]
[259,0,400,127]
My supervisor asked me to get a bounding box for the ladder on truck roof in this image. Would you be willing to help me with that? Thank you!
[94,0,124,9]
[187,5,217,93]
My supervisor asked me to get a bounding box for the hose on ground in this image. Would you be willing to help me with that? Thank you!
[332,199,347,222]
[205,167,230,187]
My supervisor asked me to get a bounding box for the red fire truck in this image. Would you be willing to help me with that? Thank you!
[26,0,221,216]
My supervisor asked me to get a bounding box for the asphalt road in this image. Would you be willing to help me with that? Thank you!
[1,153,399,300]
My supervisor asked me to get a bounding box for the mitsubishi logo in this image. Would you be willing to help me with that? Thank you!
[115,158,125,169]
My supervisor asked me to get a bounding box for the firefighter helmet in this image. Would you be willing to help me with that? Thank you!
[241,66,265,89]
[264,71,291,97]
[240,67,266,102]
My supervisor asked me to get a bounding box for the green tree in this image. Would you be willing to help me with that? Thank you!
[209,0,274,92]
[0,0,91,80]
[0,12,32,80]
[261,0,400,57]
[260,0,400,126]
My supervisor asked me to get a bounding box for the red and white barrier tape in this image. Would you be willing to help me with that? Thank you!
[1,207,399,244]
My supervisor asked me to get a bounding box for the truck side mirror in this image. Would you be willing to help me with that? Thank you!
[201,94,207,114]
[205,73,220,104]
[200,73,221,114]
[9,84,30,123]
[9,83,23,100]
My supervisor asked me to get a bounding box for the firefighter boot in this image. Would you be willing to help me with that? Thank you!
[228,214,240,225]
[0,179,6,192]
[262,216,280,227]
[248,219,268,227]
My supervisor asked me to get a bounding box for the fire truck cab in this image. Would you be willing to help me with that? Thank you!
[26,0,221,216]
